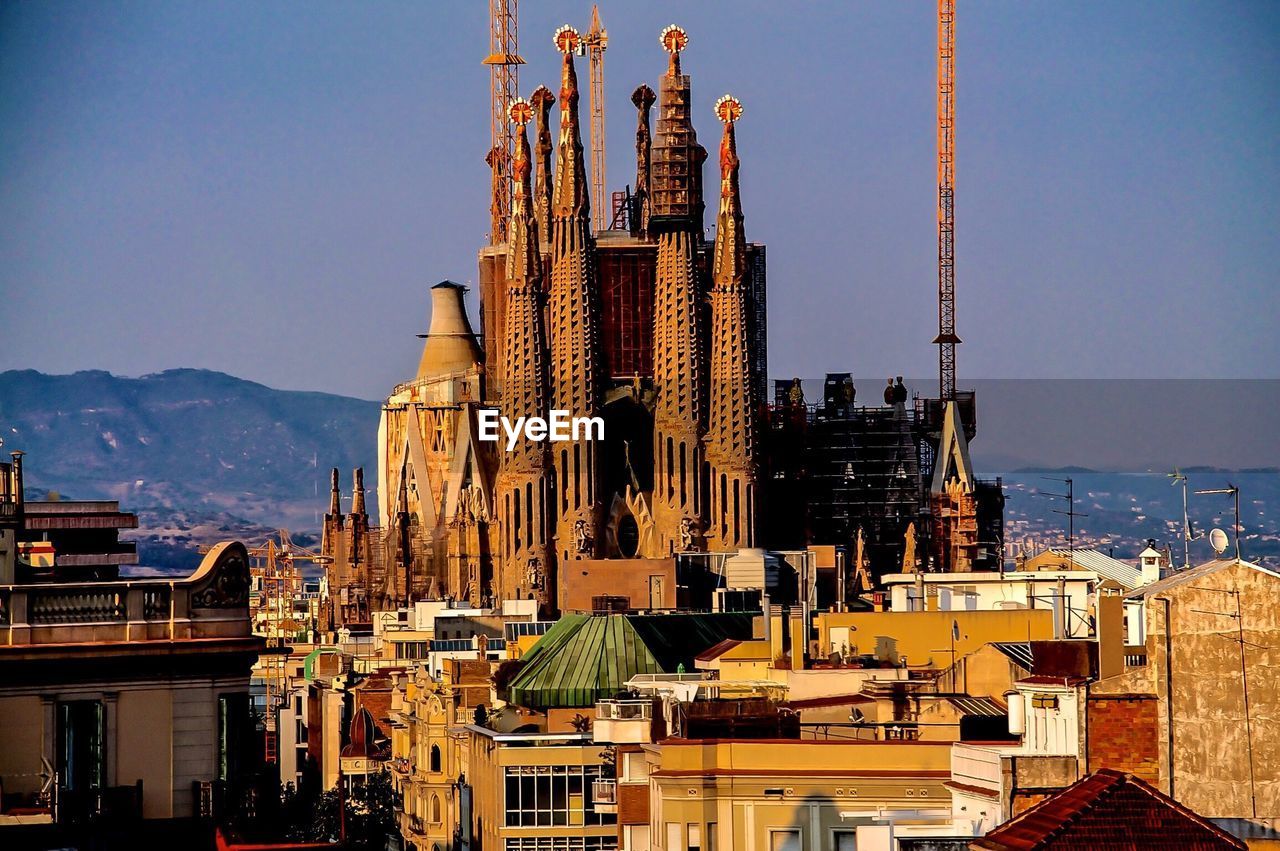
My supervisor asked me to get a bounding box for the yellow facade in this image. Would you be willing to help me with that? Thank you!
[645,740,954,851]
[816,609,1055,667]
[391,673,462,851]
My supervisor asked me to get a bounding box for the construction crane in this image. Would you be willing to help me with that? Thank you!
[202,531,329,762]
[934,0,960,401]
[483,0,524,244]
[582,5,608,233]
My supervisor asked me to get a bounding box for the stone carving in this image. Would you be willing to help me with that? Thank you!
[191,542,251,609]
[573,519,593,555]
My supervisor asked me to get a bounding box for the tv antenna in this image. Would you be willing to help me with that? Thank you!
[1041,476,1088,564]
[1167,470,1198,569]
[1195,484,1241,560]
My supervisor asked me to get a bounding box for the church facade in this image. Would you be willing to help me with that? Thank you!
[324,26,766,622]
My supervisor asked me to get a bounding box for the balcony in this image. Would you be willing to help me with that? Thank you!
[1123,646,1148,667]
[593,699,654,745]
[592,779,617,815]
[0,541,256,647]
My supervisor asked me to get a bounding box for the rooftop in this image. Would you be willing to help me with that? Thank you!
[506,612,755,710]
[1125,556,1279,599]
[972,768,1246,850]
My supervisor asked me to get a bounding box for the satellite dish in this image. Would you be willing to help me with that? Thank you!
[1209,528,1229,557]
[850,707,866,724]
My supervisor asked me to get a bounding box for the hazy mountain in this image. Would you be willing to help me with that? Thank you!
[3,370,1275,569]
[0,369,379,539]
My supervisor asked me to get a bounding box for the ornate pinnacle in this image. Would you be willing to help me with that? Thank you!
[328,467,341,516]
[660,24,688,76]
[552,26,589,221]
[530,85,556,243]
[713,95,745,288]
[507,97,541,284]
[632,84,656,237]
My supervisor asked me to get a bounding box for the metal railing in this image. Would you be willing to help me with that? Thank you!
[592,779,617,805]
[596,699,652,721]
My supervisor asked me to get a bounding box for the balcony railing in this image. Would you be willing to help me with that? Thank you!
[1124,646,1148,667]
[591,778,616,808]
[1,541,254,645]
[596,700,652,722]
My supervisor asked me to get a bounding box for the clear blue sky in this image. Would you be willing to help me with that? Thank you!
[2,1,1277,399]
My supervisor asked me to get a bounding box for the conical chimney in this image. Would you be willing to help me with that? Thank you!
[417,281,483,380]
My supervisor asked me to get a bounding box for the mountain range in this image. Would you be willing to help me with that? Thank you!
[2,369,1275,569]
[1,369,379,566]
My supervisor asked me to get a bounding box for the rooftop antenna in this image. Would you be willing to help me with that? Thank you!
[1041,476,1088,567]
[1167,469,1197,568]
[1196,485,1241,560]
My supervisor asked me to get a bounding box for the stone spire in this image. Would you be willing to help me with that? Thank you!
[396,469,412,606]
[631,84,655,238]
[552,26,589,223]
[351,467,367,517]
[530,85,556,249]
[497,97,555,606]
[706,95,758,550]
[547,25,603,565]
[328,467,343,522]
[650,25,707,555]
[650,25,706,231]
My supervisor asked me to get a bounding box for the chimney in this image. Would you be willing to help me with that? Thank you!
[1096,582,1125,679]
[417,282,483,380]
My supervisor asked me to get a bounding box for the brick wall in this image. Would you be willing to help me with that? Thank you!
[1087,694,1159,782]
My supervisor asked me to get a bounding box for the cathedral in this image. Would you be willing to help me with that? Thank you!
[323,25,766,623]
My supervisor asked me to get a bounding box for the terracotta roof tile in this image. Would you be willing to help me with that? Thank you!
[971,768,1246,850]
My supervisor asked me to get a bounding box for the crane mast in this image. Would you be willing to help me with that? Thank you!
[484,0,524,244]
[584,6,608,233]
[935,0,960,400]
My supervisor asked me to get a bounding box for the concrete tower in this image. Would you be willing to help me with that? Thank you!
[495,97,555,607]
[706,96,758,550]
[650,25,708,554]
[547,26,604,563]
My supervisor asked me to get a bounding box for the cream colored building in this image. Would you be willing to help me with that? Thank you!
[0,542,262,824]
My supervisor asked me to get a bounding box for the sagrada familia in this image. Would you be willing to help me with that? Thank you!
[322,26,767,622]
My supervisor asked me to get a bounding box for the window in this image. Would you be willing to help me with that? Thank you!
[218,692,251,782]
[430,744,442,773]
[687,823,701,851]
[706,824,717,851]
[621,751,648,783]
[769,830,801,851]
[667,823,682,851]
[503,765,614,827]
[834,831,857,851]
[431,793,442,823]
[503,838,617,850]
[57,700,105,794]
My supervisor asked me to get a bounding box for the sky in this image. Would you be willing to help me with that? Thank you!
[1,1,1277,399]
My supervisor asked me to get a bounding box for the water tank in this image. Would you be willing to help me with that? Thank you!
[1005,690,1025,735]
